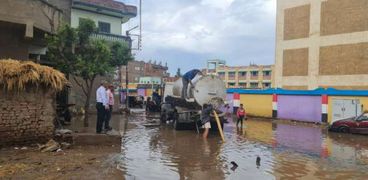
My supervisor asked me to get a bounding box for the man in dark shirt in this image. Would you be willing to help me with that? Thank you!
[181,69,202,99]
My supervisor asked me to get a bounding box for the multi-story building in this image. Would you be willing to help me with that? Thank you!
[144,61,170,78]
[71,0,137,46]
[0,0,71,61]
[275,0,368,90]
[121,60,145,84]
[217,65,273,89]
[120,60,169,87]
[205,60,274,89]
[68,0,137,107]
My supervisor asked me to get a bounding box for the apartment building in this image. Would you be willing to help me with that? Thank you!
[205,60,274,89]
[68,0,137,107]
[217,65,273,89]
[275,0,368,90]
[71,0,137,46]
[120,60,169,87]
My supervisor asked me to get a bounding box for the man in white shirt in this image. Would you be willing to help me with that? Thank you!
[96,80,109,133]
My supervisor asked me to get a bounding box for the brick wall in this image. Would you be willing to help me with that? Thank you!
[283,4,310,40]
[319,42,368,75]
[283,48,309,76]
[0,91,55,146]
[321,0,368,36]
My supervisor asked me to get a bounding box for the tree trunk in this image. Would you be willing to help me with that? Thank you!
[83,92,91,127]
[83,78,96,127]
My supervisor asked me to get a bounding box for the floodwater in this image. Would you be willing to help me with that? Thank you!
[115,112,368,180]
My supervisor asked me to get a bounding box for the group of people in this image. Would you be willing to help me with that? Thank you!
[96,81,115,134]
[201,103,247,138]
[146,90,161,112]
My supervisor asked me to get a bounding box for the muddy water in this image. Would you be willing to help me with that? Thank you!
[116,113,368,180]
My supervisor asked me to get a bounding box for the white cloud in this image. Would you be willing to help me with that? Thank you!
[120,0,277,73]
[201,0,235,10]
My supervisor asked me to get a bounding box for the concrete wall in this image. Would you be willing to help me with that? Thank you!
[278,95,322,122]
[275,0,368,90]
[71,8,122,35]
[239,94,273,117]
[0,91,55,146]
[0,0,68,33]
[0,22,29,60]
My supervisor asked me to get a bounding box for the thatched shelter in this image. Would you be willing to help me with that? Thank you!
[0,59,67,92]
[0,59,68,146]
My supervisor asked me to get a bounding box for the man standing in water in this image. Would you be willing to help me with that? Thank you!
[181,69,202,100]
[96,81,109,134]
[201,104,213,138]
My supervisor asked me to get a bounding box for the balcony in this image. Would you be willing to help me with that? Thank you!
[263,75,271,80]
[91,32,132,47]
[228,76,236,81]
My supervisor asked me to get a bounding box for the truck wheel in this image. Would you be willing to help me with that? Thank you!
[173,119,183,130]
[160,113,166,124]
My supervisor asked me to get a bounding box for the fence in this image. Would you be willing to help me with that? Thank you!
[227,88,368,124]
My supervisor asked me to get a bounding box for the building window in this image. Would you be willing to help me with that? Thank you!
[263,83,271,88]
[228,82,235,87]
[250,82,259,88]
[251,71,258,76]
[135,66,140,71]
[98,21,111,34]
[218,72,225,76]
[239,71,246,77]
[228,72,236,77]
[263,71,271,76]
[239,83,247,88]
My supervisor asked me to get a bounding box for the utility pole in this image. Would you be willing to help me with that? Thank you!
[124,0,142,108]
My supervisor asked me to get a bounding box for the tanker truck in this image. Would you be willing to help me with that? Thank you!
[160,75,227,130]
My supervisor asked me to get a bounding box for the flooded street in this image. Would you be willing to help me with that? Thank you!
[117,112,368,180]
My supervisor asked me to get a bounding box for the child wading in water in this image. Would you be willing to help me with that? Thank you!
[236,104,246,129]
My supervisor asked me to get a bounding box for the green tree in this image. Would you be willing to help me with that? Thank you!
[47,19,133,126]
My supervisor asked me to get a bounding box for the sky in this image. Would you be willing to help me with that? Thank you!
[120,0,276,75]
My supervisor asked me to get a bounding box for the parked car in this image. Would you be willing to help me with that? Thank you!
[329,112,368,134]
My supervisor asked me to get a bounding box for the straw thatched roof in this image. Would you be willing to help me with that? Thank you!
[0,59,68,92]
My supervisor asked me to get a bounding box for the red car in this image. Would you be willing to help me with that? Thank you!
[329,112,368,134]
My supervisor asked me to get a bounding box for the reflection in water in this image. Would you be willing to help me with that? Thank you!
[117,114,368,179]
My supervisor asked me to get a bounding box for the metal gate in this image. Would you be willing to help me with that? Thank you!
[332,99,362,123]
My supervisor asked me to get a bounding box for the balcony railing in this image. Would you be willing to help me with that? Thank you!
[263,75,271,80]
[91,32,132,47]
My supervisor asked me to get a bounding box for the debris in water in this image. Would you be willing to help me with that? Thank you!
[143,123,160,127]
[230,161,238,171]
[256,156,261,168]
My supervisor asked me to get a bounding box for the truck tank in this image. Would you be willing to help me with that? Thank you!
[171,75,227,107]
